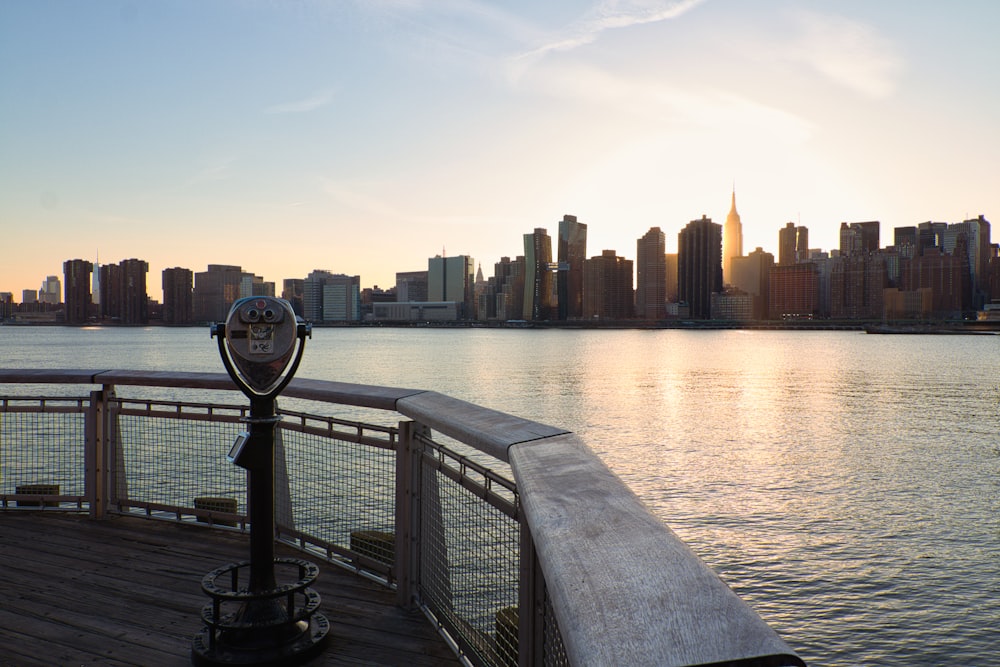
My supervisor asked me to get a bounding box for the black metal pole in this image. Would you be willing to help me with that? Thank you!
[247,395,277,593]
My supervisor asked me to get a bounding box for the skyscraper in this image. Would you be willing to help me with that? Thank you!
[635,227,666,319]
[722,189,743,284]
[119,258,149,325]
[63,259,93,323]
[583,250,633,320]
[427,255,475,319]
[557,215,587,320]
[523,228,553,321]
[778,222,808,265]
[677,216,722,319]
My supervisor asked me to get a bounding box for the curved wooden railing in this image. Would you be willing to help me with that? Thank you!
[0,369,804,667]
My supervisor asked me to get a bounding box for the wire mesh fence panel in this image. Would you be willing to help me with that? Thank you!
[114,413,248,512]
[0,399,87,498]
[419,457,521,667]
[280,426,397,555]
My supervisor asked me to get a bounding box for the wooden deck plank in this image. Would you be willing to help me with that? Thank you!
[0,512,460,667]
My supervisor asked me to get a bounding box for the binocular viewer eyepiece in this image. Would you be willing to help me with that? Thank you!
[212,296,310,398]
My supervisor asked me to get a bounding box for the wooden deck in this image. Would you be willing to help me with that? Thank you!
[0,511,460,667]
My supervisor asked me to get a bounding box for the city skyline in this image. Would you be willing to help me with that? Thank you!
[2,204,992,304]
[2,2,998,300]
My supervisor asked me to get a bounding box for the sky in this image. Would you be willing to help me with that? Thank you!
[2,0,998,301]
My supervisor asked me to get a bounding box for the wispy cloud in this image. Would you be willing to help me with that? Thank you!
[518,0,706,61]
[786,11,902,98]
[264,89,337,114]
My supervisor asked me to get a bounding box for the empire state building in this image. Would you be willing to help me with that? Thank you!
[723,189,743,284]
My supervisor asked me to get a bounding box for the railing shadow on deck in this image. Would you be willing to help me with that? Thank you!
[0,368,805,667]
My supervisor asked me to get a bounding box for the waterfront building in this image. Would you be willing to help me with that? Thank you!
[22,289,37,305]
[282,278,304,316]
[557,215,587,321]
[395,271,429,304]
[678,215,722,319]
[372,301,458,322]
[99,263,122,320]
[304,270,361,322]
[722,189,743,284]
[193,265,243,323]
[583,250,633,320]
[635,227,666,320]
[883,287,934,320]
[63,259,93,324]
[768,263,819,319]
[778,222,808,265]
[711,288,753,321]
[900,246,967,318]
[118,258,149,325]
[730,247,774,320]
[830,253,888,319]
[0,292,12,320]
[523,228,554,321]
[840,221,880,256]
[428,255,475,319]
[162,268,194,325]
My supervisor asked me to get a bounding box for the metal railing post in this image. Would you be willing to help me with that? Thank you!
[85,386,114,519]
[518,523,545,666]
[395,419,425,609]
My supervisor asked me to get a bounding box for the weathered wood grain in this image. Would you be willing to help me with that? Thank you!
[0,512,459,666]
[510,433,804,667]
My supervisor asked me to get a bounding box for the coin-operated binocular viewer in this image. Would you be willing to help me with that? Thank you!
[192,297,328,666]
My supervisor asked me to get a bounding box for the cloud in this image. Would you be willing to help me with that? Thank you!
[264,89,337,114]
[517,0,706,62]
[786,11,903,98]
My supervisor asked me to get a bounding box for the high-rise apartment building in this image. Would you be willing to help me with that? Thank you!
[722,189,743,284]
[583,250,633,320]
[427,255,475,319]
[829,254,888,319]
[117,258,149,325]
[99,263,122,320]
[523,228,554,321]
[162,267,194,324]
[63,259,93,323]
[635,227,666,320]
[193,265,243,323]
[557,215,587,320]
[768,264,819,319]
[677,215,722,319]
[901,246,967,317]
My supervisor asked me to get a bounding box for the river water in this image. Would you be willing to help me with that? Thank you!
[2,325,999,665]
